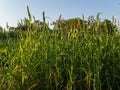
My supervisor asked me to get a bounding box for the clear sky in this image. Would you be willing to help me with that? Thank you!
[0,0,120,28]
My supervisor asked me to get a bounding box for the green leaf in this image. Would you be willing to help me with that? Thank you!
[22,72,28,86]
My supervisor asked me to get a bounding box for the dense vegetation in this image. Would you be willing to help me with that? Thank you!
[0,7,120,90]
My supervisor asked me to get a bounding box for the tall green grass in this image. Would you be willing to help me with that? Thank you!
[0,7,120,90]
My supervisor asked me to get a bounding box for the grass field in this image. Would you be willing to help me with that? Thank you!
[0,8,120,90]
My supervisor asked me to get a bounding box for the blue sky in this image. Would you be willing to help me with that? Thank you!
[0,0,120,28]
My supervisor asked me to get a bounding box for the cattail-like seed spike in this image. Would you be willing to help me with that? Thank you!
[42,11,45,22]
[115,19,116,25]
[112,16,114,24]
[77,18,80,27]
[88,16,90,25]
[27,6,32,21]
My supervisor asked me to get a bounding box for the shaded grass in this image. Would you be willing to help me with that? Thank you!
[0,9,120,89]
[0,28,120,90]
